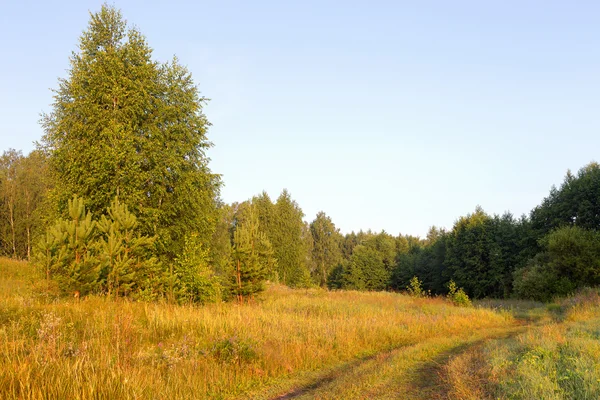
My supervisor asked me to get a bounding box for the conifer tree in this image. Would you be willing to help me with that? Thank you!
[174,233,221,304]
[40,4,220,261]
[209,203,234,276]
[342,245,387,290]
[253,191,276,239]
[231,205,275,302]
[96,197,156,297]
[36,196,98,295]
[36,220,68,284]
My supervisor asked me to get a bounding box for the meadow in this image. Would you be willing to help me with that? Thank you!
[445,289,600,400]
[1,257,598,399]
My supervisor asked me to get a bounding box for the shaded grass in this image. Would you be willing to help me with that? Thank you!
[0,258,515,399]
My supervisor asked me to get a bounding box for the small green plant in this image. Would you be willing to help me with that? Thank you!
[210,336,257,365]
[407,276,427,298]
[173,233,222,304]
[447,280,472,307]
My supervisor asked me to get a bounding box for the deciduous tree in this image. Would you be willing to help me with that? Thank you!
[40,4,220,261]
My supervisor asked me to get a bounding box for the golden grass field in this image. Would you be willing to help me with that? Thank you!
[1,257,599,399]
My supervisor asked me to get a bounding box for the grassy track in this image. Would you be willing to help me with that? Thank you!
[0,257,514,399]
[441,291,600,399]
[250,325,526,400]
[2,257,598,399]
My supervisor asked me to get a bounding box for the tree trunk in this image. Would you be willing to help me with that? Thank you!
[26,226,31,261]
[9,200,16,258]
[236,259,243,304]
[25,189,31,261]
[170,261,174,303]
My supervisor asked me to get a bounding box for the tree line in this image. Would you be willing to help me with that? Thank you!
[1,5,599,302]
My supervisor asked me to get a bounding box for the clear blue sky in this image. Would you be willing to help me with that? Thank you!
[1,1,599,237]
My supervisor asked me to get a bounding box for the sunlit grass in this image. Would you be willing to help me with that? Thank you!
[443,289,600,400]
[0,257,515,399]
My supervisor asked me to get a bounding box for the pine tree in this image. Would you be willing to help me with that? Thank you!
[174,233,221,304]
[96,197,156,297]
[209,203,234,276]
[231,205,275,303]
[36,220,68,283]
[40,4,220,261]
[36,196,98,295]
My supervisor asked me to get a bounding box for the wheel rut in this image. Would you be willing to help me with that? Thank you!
[267,324,528,400]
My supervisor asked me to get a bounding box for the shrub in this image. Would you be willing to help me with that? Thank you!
[174,233,222,304]
[512,260,576,302]
[447,280,472,307]
[210,336,257,365]
[407,276,428,298]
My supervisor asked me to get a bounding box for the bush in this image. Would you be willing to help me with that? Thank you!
[447,280,472,307]
[543,225,600,286]
[174,234,222,304]
[513,260,576,302]
[407,276,428,298]
[210,336,257,365]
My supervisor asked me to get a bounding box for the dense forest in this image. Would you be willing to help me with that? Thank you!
[2,5,599,303]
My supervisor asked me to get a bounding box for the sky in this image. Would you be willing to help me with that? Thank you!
[1,1,599,237]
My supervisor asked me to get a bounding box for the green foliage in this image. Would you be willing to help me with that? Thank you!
[174,234,221,304]
[270,190,310,287]
[234,190,312,288]
[209,204,233,276]
[40,4,220,261]
[0,149,50,259]
[342,245,388,291]
[446,280,471,307]
[96,197,158,298]
[392,228,448,295]
[310,211,342,287]
[252,191,276,246]
[231,205,275,302]
[210,336,257,365]
[335,231,400,291]
[326,262,346,289]
[0,149,22,258]
[35,196,98,295]
[531,162,600,238]
[445,207,529,299]
[34,195,159,298]
[365,231,397,274]
[512,260,575,302]
[512,225,600,301]
[407,276,427,298]
[543,225,600,285]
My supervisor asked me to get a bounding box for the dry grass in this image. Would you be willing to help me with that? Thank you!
[443,343,495,400]
[442,290,600,400]
[0,257,517,399]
